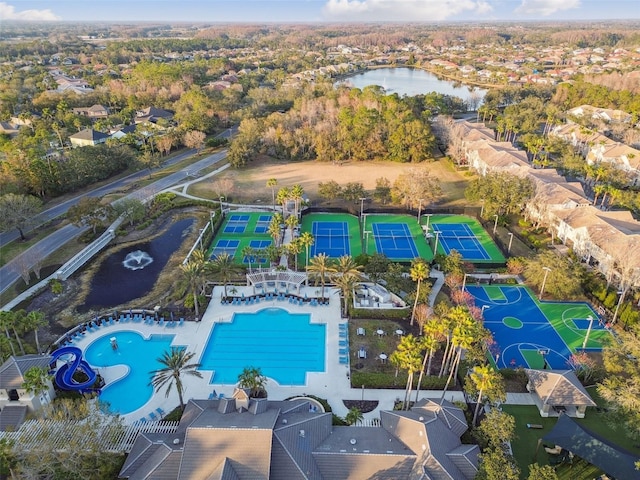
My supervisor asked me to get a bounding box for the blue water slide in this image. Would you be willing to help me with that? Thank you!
[49,346,97,392]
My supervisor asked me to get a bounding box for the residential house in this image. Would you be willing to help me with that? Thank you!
[119,393,478,480]
[0,121,20,138]
[0,355,54,430]
[135,106,174,125]
[69,128,109,147]
[109,124,137,140]
[587,143,640,186]
[72,104,110,119]
[465,139,529,176]
[568,105,632,124]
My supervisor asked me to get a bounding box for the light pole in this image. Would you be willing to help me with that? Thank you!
[417,198,424,221]
[210,210,216,232]
[462,273,468,291]
[493,214,499,235]
[433,231,441,256]
[481,305,489,316]
[612,289,625,325]
[507,232,514,253]
[424,213,432,233]
[480,199,485,218]
[219,196,225,214]
[363,231,371,255]
[582,315,594,349]
[539,267,552,300]
[359,197,367,218]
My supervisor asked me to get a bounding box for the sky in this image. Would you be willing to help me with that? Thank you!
[0,0,638,23]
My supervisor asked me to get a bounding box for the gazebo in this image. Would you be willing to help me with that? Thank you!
[525,369,596,418]
[246,268,308,296]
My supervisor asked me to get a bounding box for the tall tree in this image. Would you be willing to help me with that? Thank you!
[0,193,42,240]
[22,366,52,398]
[180,250,208,318]
[210,252,240,298]
[150,347,202,412]
[414,321,441,402]
[524,250,584,299]
[25,310,47,354]
[409,258,429,326]
[299,231,315,269]
[390,334,423,410]
[307,253,333,299]
[266,178,277,211]
[466,365,505,425]
[66,196,114,234]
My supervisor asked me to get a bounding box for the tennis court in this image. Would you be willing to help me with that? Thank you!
[363,214,432,262]
[300,213,362,261]
[208,212,274,266]
[466,285,612,370]
[432,223,491,260]
[311,221,350,257]
[372,223,419,260]
[423,214,504,263]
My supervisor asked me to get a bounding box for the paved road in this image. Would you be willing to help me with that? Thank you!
[0,149,229,296]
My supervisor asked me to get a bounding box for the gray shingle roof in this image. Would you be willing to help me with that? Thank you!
[0,404,27,432]
[0,355,52,390]
[525,369,597,407]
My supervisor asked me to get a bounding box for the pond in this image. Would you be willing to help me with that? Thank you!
[337,67,487,105]
[78,218,195,312]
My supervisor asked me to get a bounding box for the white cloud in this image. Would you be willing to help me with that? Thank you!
[323,0,493,22]
[0,2,60,21]
[515,0,581,16]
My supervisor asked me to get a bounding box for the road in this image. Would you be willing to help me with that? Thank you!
[0,148,229,296]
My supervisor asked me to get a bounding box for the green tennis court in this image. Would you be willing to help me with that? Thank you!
[300,213,362,262]
[363,214,432,262]
[422,214,505,263]
[207,212,275,266]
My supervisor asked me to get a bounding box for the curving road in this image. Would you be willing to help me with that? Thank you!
[0,148,229,296]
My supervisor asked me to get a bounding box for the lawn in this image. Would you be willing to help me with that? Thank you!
[503,394,640,479]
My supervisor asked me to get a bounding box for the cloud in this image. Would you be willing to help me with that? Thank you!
[0,2,60,21]
[515,0,581,16]
[323,0,493,22]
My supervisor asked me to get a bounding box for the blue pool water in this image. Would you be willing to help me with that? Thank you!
[84,331,178,415]
[199,308,326,385]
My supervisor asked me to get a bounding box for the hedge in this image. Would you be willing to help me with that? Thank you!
[351,371,448,390]
[349,307,410,320]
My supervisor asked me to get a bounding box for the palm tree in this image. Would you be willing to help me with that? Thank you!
[25,310,47,354]
[345,407,363,426]
[180,250,208,318]
[467,365,503,425]
[22,366,52,397]
[266,178,278,211]
[150,347,202,412]
[332,255,363,280]
[287,238,303,271]
[414,322,441,403]
[299,232,315,269]
[285,214,299,241]
[290,184,304,216]
[409,259,429,326]
[241,246,256,274]
[0,312,17,357]
[441,309,477,401]
[237,366,267,398]
[8,310,25,355]
[276,187,290,214]
[333,274,360,317]
[268,216,283,246]
[210,252,240,298]
[390,334,422,410]
[307,254,333,299]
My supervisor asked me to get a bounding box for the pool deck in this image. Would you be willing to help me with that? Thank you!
[70,283,534,424]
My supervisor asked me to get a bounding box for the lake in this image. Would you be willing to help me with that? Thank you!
[337,67,486,105]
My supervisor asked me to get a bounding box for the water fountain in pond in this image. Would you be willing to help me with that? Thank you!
[122,250,154,271]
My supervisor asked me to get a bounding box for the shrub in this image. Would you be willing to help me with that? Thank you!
[50,279,64,295]
[350,307,410,320]
[351,371,447,390]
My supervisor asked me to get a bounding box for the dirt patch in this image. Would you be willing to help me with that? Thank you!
[188,156,474,207]
[343,400,379,413]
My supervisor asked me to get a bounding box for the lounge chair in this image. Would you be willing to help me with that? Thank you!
[339,356,349,364]
[139,417,147,423]
[339,340,348,346]
[358,349,367,359]
[178,318,184,326]
[148,412,158,421]
[208,392,217,400]
[357,327,365,336]
[339,323,347,329]
[339,348,349,355]
[156,408,165,417]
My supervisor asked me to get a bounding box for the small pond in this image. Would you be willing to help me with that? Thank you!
[78,218,195,312]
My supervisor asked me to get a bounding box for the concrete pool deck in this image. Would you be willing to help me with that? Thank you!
[69,284,534,424]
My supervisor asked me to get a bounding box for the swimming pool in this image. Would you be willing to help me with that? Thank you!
[198,307,326,385]
[84,331,178,415]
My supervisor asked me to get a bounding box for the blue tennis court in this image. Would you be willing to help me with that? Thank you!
[243,240,271,264]
[432,223,490,260]
[224,214,250,234]
[372,223,419,260]
[211,239,239,259]
[311,221,350,257]
[254,214,272,234]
